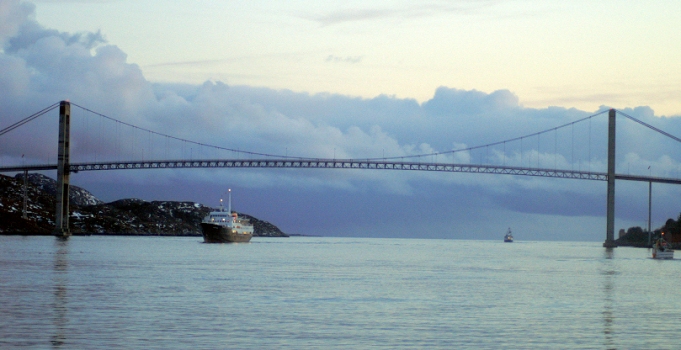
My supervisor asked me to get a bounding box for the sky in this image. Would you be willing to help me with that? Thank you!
[2,0,681,241]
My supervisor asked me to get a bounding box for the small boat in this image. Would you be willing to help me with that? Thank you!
[200,189,253,243]
[504,228,514,242]
[652,236,673,259]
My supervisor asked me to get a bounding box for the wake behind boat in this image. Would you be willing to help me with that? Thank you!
[504,228,514,242]
[201,189,253,243]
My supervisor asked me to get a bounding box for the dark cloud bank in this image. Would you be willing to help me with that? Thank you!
[2,0,681,241]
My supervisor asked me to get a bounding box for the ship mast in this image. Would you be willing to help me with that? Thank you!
[228,188,232,214]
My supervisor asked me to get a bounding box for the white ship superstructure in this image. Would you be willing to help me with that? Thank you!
[200,189,253,243]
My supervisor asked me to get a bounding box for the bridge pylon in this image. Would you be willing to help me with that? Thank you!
[603,108,617,248]
[53,101,71,237]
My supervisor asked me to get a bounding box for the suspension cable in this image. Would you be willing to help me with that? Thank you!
[0,102,60,137]
[369,109,611,161]
[70,102,611,162]
[71,103,317,160]
[616,109,681,144]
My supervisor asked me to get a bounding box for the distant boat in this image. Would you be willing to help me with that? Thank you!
[504,228,514,243]
[200,189,253,243]
[652,235,673,259]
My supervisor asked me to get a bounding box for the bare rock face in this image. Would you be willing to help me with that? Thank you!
[0,174,288,237]
[71,199,210,235]
[14,173,103,206]
[239,213,289,237]
[0,174,56,234]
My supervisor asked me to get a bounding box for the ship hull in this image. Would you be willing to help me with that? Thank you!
[652,249,673,259]
[201,223,252,243]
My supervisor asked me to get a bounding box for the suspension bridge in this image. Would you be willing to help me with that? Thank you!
[2,100,681,247]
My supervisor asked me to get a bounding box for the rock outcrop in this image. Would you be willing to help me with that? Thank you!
[15,173,103,206]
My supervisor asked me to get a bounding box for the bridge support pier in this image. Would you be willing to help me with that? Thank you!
[53,101,71,238]
[604,109,617,248]
[648,181,652,246]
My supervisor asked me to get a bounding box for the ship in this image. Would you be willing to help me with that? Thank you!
[200,189,253,243]
[504,228,514,242]
[652,235,673,259]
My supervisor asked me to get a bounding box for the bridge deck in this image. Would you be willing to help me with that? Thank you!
[2,158,680,184]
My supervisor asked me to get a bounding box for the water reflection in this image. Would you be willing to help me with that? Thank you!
[51,237,69,348]
[602,248,615,350]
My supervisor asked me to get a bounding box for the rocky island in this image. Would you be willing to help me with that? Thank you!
[615,215,681,249]
[0,173,288,237]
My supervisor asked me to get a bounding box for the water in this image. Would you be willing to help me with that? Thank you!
[1,236,680,349]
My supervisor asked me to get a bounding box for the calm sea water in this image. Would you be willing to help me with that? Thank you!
[1,235,680,349]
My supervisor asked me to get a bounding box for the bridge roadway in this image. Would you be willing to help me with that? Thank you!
[2,158,681,184]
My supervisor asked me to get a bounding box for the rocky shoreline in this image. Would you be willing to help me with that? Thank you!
[0,173,288,237]
[615,225,681,249]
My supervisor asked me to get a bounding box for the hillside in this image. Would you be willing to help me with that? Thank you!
[615,221,681,249]
[0,173,288,237]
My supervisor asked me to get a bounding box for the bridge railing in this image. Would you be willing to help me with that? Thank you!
[7,158,681,184]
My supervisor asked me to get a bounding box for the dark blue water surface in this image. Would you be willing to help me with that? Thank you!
[1,236,680,349]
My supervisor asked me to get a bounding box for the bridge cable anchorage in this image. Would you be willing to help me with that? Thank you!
[0,102,60,137]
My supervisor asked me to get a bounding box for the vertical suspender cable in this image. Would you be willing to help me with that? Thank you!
[537,133,540,168]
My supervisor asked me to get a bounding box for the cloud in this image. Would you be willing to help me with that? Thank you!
[0,0,33,43]
[325,55,362,64]
[306,1,506,26]
[5,23,106,54]
[2,1,681,240]
[313,8,400,26]
[423,86,521,115]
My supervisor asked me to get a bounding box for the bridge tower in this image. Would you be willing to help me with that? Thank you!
[53,101,71,237]
[604,109,616,248]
